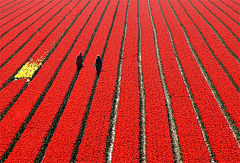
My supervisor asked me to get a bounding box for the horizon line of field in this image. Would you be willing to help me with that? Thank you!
[0,0,240,162]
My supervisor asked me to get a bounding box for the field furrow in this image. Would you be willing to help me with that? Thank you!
[137,0,146,160]
[104,0,128,161]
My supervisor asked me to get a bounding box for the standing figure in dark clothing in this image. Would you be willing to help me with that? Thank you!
[94,55,102,76]
[76,52,83,71]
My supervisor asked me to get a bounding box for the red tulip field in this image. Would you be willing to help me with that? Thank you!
[1,0,240,162]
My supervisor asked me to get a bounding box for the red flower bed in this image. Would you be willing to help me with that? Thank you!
[0,0,90,158]
[188,0,240,64]
[139,0,174,161]
[152,0,211,161]
[0,0,76,87]
[0,0,65,65]
[167,0,240,161]
[111,0,140,162]
[0,0,16,8]
[1,0,240,162]
[209,0,240,25]
[42,0,120,162]
[0,0,35,21]
[198,0,240,38]
[0,0,49,50]
[0,0,54,37]
[222,0,240,11]
[0,0,24,14]
[0,79,26,113]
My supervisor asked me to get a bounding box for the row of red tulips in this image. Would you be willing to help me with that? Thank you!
[199,0,240,35]
[189,0,240,63]
[209,0,240,24]
[224,0,240,11]
[180,0,240,91]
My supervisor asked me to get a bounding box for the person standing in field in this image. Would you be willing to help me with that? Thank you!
[76,52,83,71]
[94,55,102,76]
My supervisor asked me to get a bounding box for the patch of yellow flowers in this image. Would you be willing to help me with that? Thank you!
[14,59,42,79]
[14,36,59,80]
